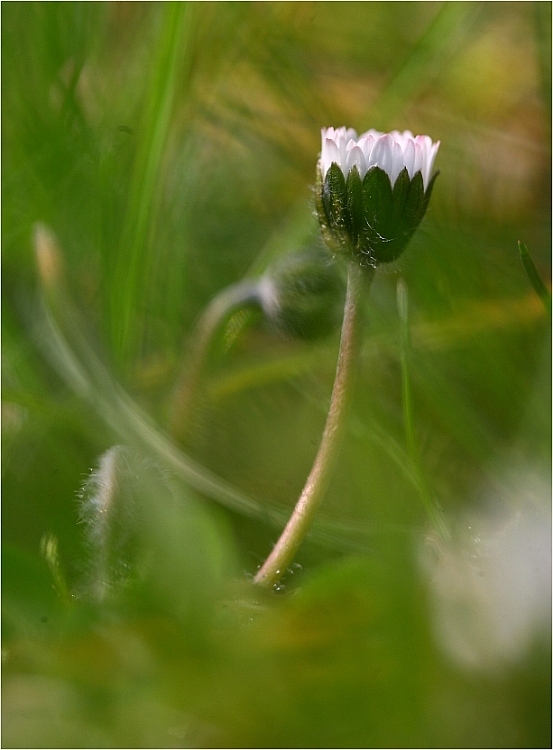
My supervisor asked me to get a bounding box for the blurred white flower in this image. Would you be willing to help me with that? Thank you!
[422,471,551,672]
[320,127,440,190]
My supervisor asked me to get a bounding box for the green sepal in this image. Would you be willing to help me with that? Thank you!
[359,166,394,262]
[391,167,410,227]
[316,160,439,266]
[314,162,327,226]
[402,170,425,229]
[323,163,348,232]
[316,163,344,254]
[346,165,363,245]
[320,163,353,255]
[362,166,393,235]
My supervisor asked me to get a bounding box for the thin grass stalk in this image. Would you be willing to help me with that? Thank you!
[397,278,449,539]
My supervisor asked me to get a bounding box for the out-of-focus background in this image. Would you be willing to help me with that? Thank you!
[2,3,551,747]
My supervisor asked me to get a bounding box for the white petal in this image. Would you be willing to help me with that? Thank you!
[390,141,404,186]
[388,130,402,143]
[346,138,357,152]
[416,134,432,153]
[358,134,376,164]
[333,127,346,142]
[403,138,416,178]
[338,137,349,170]
[345,144,367,177]
[423,140,440,189]
[371,135,394,180]
[321,127,337,147]
[320,126,439,188]
[344,127,358,143]
[321,137,341,178]
[360,128,384,141]
[412,141,424,182]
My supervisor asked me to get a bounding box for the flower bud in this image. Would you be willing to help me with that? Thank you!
[316,127,440,265]
[258,250,345,340]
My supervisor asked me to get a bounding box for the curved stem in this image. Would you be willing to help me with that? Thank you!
[170,280,261,444]
[254,262,372,586]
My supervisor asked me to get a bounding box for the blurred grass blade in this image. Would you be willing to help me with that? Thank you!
[39,533,71,605]
[112,3,191,368]
[371,2,479,122]
[518,241,551,313]
[397,279,449,539]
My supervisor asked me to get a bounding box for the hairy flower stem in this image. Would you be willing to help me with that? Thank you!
[170,281,260,444]
[254,262,373,587]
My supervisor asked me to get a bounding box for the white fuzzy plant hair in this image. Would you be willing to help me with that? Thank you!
[77,445,140,601]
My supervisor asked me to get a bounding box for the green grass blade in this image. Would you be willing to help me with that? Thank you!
[519,241,551,313]
[397,279,449,540]
[111,3,191,369]
[371,2,479,122]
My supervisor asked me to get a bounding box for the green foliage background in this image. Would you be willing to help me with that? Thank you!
[2,2,551,747]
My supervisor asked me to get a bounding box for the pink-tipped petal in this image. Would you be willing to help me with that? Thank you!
[320,126,439,186]
[358,134,376,165]
[345,144,367,177]
[390,141,404,186]
[412,141,424,182]
[403,139,416,179]
[371,135,394,180]
[426,140,440,187]
[321,137,340,178]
